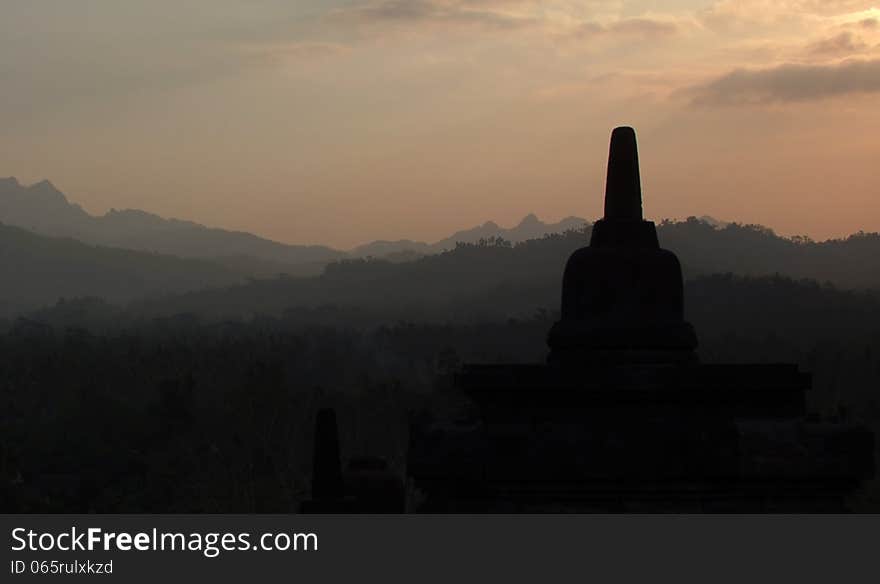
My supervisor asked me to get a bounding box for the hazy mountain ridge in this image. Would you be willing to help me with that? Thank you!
[117,222,880,324]
[0,177,343,269]
[0,177,599,317]
[1,176,588,266]
[350,213,588,258]
[4,176,880,322]
[660,218,880,288]
[0,222,248,317]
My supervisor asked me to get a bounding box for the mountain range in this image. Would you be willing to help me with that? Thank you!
[0,177,343,274]
[4,175,880,322]
[0,177,587,267]
[351,214,587,259]
[0,222,241,317]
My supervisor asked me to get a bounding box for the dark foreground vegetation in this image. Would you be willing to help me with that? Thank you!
[2,271,880,512]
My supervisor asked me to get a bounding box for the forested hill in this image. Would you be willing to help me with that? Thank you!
[660,218,880,288]
[108,222,880,331]
[0,222,245,317]
[4,215,880,322]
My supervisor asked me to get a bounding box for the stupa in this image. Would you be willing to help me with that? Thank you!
[547,127,697,365]
[306,127,874,513]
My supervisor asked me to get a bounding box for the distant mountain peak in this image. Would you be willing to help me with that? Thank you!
[27,179,67,202]
[31,178,57,190]
[0,177,21,189]
[518,213,540,226]
[698,215,728,229]
[349,214,588,259]
[560,215,587,224]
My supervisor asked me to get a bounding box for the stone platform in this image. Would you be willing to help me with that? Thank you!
[407,362,873,512]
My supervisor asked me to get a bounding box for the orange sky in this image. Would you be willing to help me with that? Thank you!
[2,1,880,248]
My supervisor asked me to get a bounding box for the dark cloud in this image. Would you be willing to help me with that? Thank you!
[336,1,678,38]
[333,0,537,30]
[688,59,880,105]
[858,18,878,29]
[807,31,868,57]
[357,0,437,21]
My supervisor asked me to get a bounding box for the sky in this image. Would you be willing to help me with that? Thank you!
[2,0,880,248]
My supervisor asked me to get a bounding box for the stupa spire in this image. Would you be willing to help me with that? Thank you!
[603,126,643,221]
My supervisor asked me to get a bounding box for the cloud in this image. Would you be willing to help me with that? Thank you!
[572,17,680,40]
[330,0,539,31]
[332,1,682,41]
[608,18,679,37]
[798,1,879,16]
[807,31,869,57]
[687,58,880,105]
[701,0,879,29]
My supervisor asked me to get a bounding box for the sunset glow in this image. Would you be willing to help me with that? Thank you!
[2,1,879,247]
